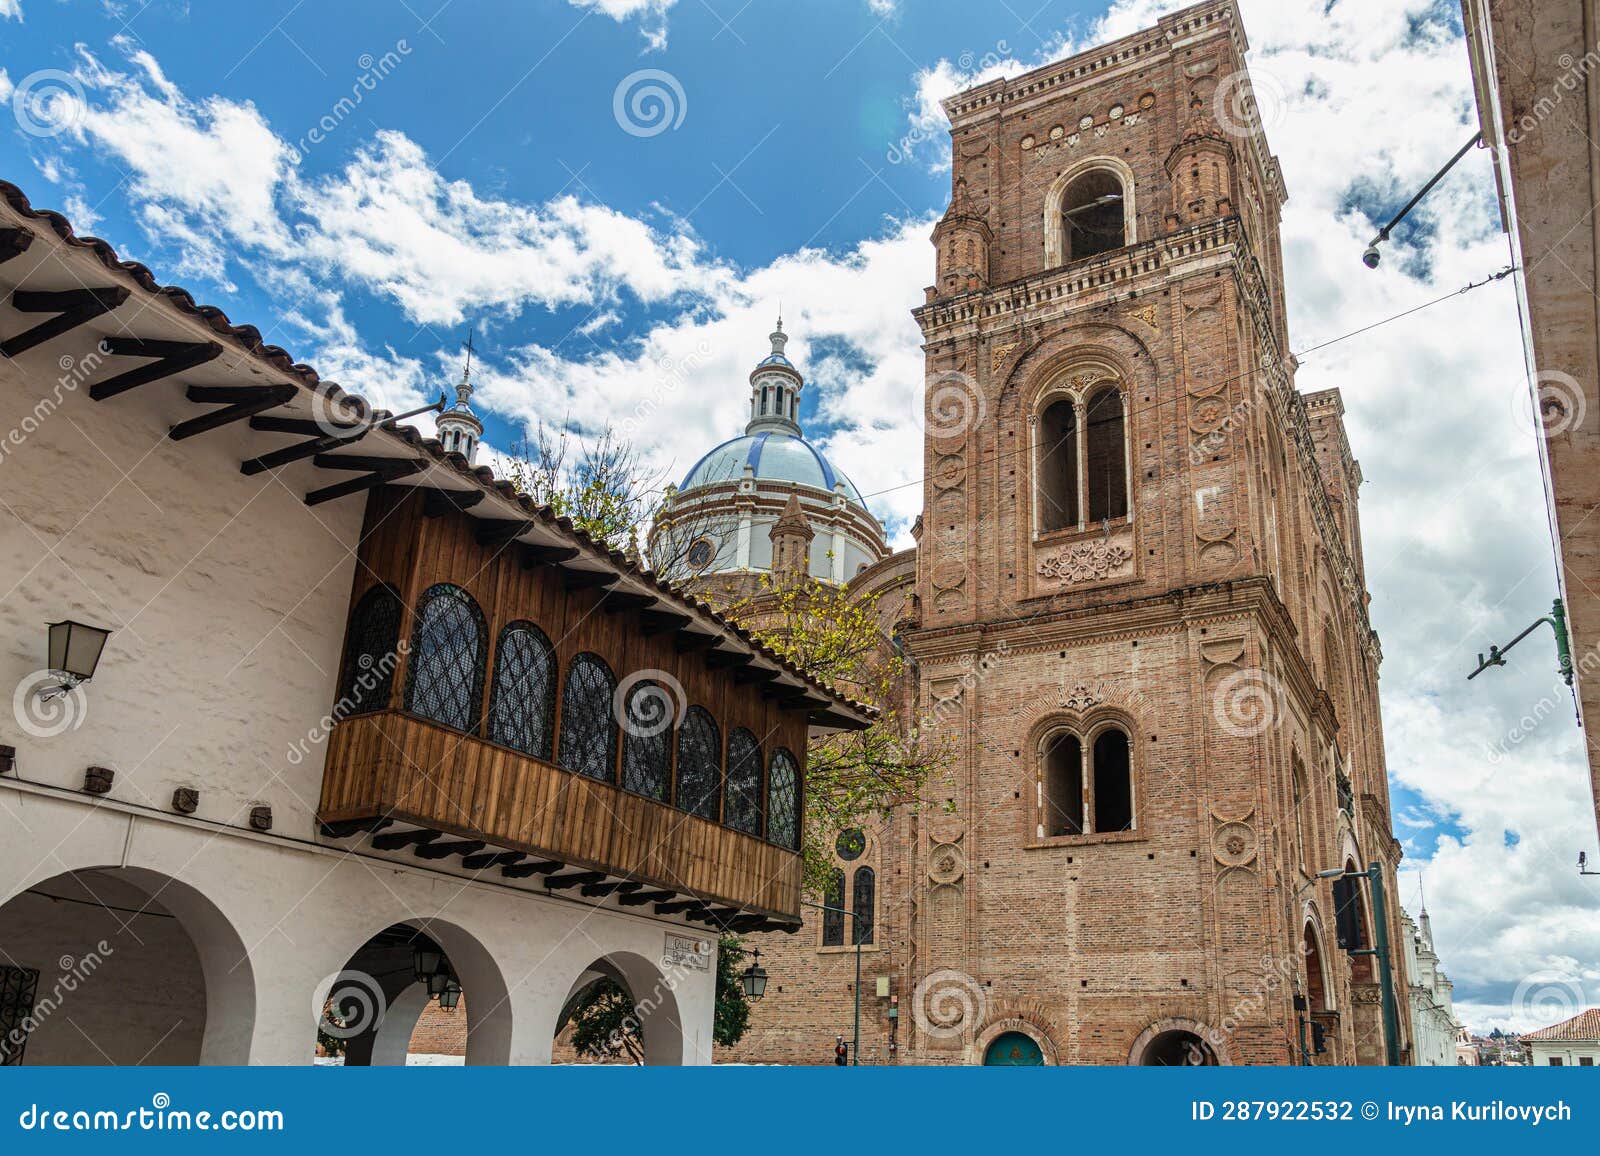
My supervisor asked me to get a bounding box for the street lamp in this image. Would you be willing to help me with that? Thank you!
[740,947,767,1001]
[41,619,112,700]
[438,976,462,1011]
[412,943,443,983]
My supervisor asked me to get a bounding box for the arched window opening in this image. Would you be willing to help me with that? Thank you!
[767,749,800,850]
[338,583,403,715]
[724,727,764,835]
[674,706,722,820]
[557,652,619,782]
[822,869,845,947]
[852,867,876,945]
[1304,923,1329,1012]
[1041,733,1084,836]
[403,583,487,733]
[486,621,557,759]
[1061,169,1126,261]
[1093,727,1133,832]
[1141,1030,1218,1066]
[1085,386,1127,523]
[620,680,672,801]
[1036,399,1078,534]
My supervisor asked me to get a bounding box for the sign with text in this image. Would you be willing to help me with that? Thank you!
[663,933,712,971]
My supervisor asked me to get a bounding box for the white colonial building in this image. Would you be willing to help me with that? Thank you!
[1523,1009,1600,1067]
[0,181,869,1066]
[1398,903,1460,1066]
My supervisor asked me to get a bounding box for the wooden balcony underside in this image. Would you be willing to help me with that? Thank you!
[317,710,802,922]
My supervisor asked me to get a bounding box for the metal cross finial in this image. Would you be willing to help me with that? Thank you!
[461,329,476,381]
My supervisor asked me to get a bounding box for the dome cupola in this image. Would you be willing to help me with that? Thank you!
[436,331,484,465]
[746,317,803,436]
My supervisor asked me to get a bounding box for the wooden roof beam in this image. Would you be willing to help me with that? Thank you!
[2,286,129,359]
[545,871,607,891]
[561,567,620,592]
[91,337,222,401]
[414,838,485,860]
[371,828,438,851]
[639,609,693,636]
[501,860,564,879]
[422,488,485,517]
[0,228,33,266]
[305,458,425,506]
[600,590,658,614]
[170,384,297,441]
[520,542,581,568]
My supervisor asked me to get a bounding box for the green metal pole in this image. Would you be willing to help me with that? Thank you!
[1298,1014,1310,1066]
[1366,861,1402,1066]
[853,936,862,1066]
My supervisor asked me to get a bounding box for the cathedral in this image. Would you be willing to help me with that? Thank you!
[670,0,1411,1066]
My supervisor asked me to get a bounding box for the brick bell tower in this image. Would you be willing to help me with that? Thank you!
[904,0,1407,1065]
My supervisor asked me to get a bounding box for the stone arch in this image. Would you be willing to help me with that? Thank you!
[0,865,256,1065]
[974,1016,1058,1065]
[318,915,513,1066]
[556,949,689,1066]
[1043,154,1139,267]
[1301,906,1335,1013]
[1025,706,1143,839]
[1128,1016,1232,1065]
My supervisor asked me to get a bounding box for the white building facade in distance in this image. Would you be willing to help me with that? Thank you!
[1398,904,1459,1066]
[1523,1009,1600,1067]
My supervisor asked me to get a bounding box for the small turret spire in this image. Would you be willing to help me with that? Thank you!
[436,326,484,464]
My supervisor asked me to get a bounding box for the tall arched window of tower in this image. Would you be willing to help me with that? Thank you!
[1044,160,1135,268]
[1036,722,1135,840]
[1034,376,1129,536]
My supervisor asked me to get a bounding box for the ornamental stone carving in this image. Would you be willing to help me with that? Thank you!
[1037,539,1132,584]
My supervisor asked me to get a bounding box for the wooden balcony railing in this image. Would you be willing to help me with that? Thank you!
[317,710,802,922]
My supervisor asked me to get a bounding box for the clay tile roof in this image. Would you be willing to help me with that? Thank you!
[0,179,876,723]
[1521,1008,1600,1042]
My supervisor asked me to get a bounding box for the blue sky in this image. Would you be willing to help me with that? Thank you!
[3,0,1597,1033]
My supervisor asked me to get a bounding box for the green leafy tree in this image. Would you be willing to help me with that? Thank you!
[567,937,752,1062]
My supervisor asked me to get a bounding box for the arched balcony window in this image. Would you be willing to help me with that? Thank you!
[1034,383,1128,535]
[557,652,619,782]
[767,748,800,850]
[619,680,672,802]
[852,867,876,945]
[1037,724,1134,837]
[821,868,845,947]
[338,583,403,715]
[674,706,722,821]
[1060,168,1127,261]
[485,621,557,759]
[724,727,764,836]
[402,584,487,733]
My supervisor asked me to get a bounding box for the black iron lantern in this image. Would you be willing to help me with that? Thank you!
[412,944,443,983]
[438,976,462,1011]
[46,620,111,688]
[427,970,452,997]
[740,947,767,1001]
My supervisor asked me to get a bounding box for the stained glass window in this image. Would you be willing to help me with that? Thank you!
[852,867,876,945]
[486,621,557,760]
[835,828,866,861]
[621,680,672,801]
[558,652,619,782]
[767,748,800,850]
[402,584,487,733]
[338,583,402,716]
[821,868,845,947]
[724,727,763,835]
[675,706,721,820]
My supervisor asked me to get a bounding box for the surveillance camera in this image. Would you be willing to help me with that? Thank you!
[1362,244,1382,269]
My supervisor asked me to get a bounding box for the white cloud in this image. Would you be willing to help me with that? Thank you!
[0,0,21,22]
[0,68,12,103]
[568,0,675,51]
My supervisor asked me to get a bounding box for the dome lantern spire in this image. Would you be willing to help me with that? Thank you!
[746,312,803,437]
[436,327,484,464]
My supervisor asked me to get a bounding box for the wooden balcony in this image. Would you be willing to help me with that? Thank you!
[317,710,803,925]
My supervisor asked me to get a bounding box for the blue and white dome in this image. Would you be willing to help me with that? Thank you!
[680,431,868,508]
